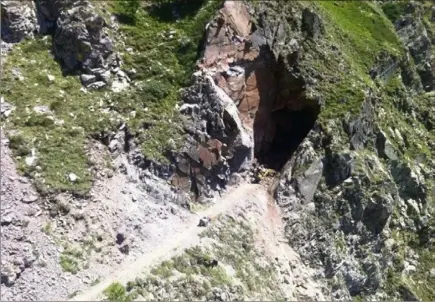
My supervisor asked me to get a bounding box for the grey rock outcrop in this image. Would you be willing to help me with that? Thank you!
[53,2,114,72]
[35,0,73,34]
[393,2,433,91]
[302,8,324,40]
[0,0,122,87]
[37,0,120,85]
[276,107,431,300]
[172,74,254,201]
[1,0,38,43]
[244,2,434,300]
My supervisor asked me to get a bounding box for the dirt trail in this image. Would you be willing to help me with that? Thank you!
[71,184,265,301]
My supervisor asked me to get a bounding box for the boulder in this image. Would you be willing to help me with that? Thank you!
[390,161,426,200]
[369,52,399,83]
[80,74,97,86]
[0,98,14,118]
[53,3,113,71]
[361,193,393,234]
[21,195,38,204]
[363,261,382,292]
[376,130,399,161]
[116,227,127,245]
[342,262,367,296]
[119,242,130,255]
[87,81,107,90]
[301,8,324,39]
[295,159,323,204]
[0,262,19,287]
[324,152,353,188]
[345,99,376,150]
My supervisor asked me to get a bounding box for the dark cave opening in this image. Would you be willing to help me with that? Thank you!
[248,50,320,172]
[255,106,319,171]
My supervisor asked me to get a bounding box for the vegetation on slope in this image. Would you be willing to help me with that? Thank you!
[0,0,220,194]
[318,1,403,75]
[382,1,409,23]
[311,1,405,121]
[1,37,106,195]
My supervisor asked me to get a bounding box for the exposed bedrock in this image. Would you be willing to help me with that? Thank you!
[172,1,320,200]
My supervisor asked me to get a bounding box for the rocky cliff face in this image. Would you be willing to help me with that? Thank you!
[1,0,434,301]
[171,0,434,300]
[257,1,433,300]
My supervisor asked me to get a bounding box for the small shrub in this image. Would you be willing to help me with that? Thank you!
[114,0,140,24]
[56,200,71,215]
[64,246,84,259]
[59,255,79,274]
[68,290,81,299]
[8,134,31,156]
[151,260,174,278]
[103,282,132,302]
[382,2,408,23]
[140,80,171,103]
[126,280,136,291]
[41,222,52,235]
[91,278,101,286]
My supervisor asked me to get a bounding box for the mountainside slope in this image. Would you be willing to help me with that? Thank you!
[1,0,434,301]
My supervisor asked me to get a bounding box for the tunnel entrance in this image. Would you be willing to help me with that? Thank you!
[255,106,319,171]
[247,51,320,172]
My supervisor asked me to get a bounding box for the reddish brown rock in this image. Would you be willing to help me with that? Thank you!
[196,0,320,171]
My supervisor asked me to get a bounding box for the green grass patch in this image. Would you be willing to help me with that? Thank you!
[59,254,80,274]
[319,79,366,121]
[118,215,283,300]
[201,216,283,298]
[312,1,405,122]
[41,222,53,235]
[150,260,174,278]
[385,229,434,301]
[406,248,435,301]
[377,74,433,164]
[317,1,404,76]
[1,37,109,195]
[58,243,92,274]
[113,0,140,24]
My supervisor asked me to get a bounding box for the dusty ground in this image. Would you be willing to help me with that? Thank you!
[1,130,207,300]
[71,184,265,301]
[73,184,326,301]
